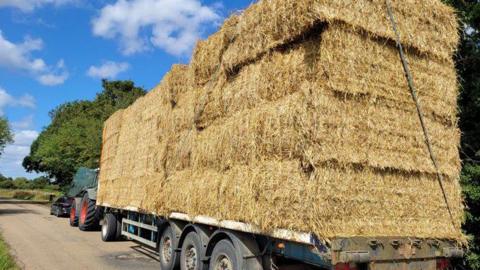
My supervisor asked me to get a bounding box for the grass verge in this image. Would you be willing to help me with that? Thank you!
[0,234,18,270]
[0,189,61,201]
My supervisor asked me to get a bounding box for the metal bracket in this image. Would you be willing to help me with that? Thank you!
[442,247,464,258]
[339,251,371,263]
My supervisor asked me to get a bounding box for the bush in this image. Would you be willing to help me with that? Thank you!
[0,181,14,189]
[12,191,35,200]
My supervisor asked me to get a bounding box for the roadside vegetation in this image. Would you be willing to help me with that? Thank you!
[0,175,61,201]
[0,234,18,270]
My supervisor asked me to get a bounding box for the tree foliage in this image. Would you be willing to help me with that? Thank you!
[0,174,57,190]
[23,80,146,186]
[442,1,480,269]
[0,117,13,157]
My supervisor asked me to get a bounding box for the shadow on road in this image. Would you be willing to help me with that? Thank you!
[0,200,50,205]
[130,245,159,262]
[0,208,37,215]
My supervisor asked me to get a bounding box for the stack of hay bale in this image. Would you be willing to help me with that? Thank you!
[97,0,464,241]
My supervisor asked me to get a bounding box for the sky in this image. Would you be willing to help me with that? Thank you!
[0,0,251,179]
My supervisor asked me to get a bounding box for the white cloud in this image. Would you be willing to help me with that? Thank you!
[11,115,34,129]
[0,87,36,116]
[0,0,75,12]
[87,61,129,79]
[92,0,221,56]
[0,129,39,178]
[0,30,69,86]
[38,72,69,86]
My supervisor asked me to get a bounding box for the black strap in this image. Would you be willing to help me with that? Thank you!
[385,0,456,229]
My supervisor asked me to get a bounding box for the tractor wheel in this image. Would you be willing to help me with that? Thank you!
[69,201,78,226]
[78,193,101,231]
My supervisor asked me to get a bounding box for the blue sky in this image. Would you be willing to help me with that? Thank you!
[0,0,251,178]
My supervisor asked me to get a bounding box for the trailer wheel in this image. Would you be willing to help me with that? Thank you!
[180,231,205,270]
[159,226,180,270]
[115,215,122,240]
[209,240,238,270]
[79,193,101,231]
[69,201,78,226]
[101,213,118,242]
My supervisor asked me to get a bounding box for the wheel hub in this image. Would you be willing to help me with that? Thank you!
[162,237,172,263]
[185,245,197,270]
[102,220,108,237]
[214,255,233,270]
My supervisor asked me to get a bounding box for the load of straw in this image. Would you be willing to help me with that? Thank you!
[97,0,464,241]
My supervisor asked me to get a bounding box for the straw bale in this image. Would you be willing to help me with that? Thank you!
[221,0,458,73]
[320,25,459,125]
[161,64,192,106]
[190,15,239,86]
[192,89,460,178]
[171,89,201,133]
[197,25,458,128]
[156,161,463,240]
[164,129,196,176]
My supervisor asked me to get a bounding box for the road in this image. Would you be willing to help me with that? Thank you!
[0,200,159,270]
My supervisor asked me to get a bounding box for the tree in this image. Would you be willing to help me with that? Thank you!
[23,80,146,186]
[30,176,50,190]
[442,1,480,269]
[0,116,13,157]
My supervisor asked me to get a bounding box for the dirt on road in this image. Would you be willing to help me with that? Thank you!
[0,200,159,270]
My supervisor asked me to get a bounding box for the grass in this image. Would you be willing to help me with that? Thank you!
[0,234,18,270]
[0,189,61,201]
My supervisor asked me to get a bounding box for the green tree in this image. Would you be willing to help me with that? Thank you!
[13,177,30,189]
[0,117,13,157]
[23,80,146,186]
[442,1,480,269]
[30,176,50,190]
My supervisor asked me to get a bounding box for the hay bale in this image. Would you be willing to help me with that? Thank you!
[161,64,192,106]
[165,129,196,176]
[155,161,463,240]
[171,88,201,133]
[197,24,458,128]
[192,89,460,178]
[222,0,458,73]
[320,25,459,125]
[99,109,124,182]
[190,15,239,86]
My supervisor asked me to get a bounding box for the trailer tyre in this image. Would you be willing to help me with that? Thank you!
[78,193,101,231]
[69,201,78,226]
[180,231,205,270]
[115,215,122,240]
[101,213,118,242]
[209,240,239,270]
[159,226,180,270]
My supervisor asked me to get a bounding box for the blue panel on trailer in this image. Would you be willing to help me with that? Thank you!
[279,242,331,269]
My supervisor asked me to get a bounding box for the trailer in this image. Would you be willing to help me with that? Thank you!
[91,0,466,269]
[96,202,464,270]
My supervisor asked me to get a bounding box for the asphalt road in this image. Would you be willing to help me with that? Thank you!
[0,200,159,270]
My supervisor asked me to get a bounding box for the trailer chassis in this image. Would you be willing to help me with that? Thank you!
[99,205,464,270]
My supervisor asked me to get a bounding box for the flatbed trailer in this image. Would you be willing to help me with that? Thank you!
[97,203,464,270]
